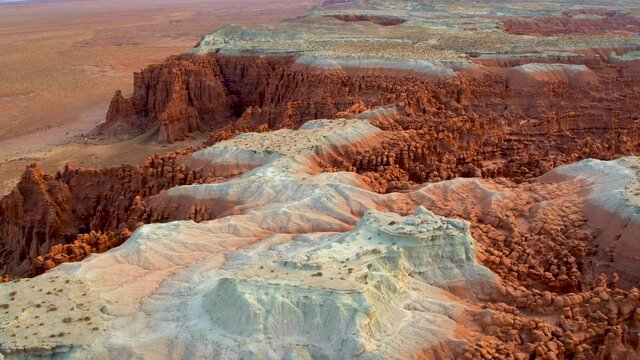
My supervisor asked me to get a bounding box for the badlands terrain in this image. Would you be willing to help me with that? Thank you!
[0,0,317,195]
[1,0,640,359]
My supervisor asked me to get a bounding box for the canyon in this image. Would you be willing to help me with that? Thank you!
[1,0,640,359]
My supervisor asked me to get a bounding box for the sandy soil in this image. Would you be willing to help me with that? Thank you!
[0,0,318,195]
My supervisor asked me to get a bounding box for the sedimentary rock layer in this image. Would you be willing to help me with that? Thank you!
[100,51,640,191]
[2,0,640,358]
[101,51,640,146]
[5,47,640,276]
[1,120,639,359]
[502,9,640,36]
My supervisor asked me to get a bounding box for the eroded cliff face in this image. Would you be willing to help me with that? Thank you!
[0,165,73,276]
[1,119,640,359]
[103,53,640,188]
[0,148,213,276]
[100,55,295,143]
[105,53,640,146]
[5,50,640,277]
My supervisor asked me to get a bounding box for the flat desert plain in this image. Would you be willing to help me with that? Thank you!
[0,0,317,195]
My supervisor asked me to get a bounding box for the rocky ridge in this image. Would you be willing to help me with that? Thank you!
[0,120,639,358]
[2,0,640,358]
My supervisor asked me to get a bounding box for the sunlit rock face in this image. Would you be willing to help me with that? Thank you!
[199,207,498,359]
[3,0,640,358]
[2,119,640,359]
[0,120,499,359]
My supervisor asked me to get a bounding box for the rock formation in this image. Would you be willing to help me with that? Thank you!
[0,164,73,276]
[5,3,640,287]
[3,0,640,358]
[2,120,640,358]
[102,90,138,138]
[98,52,640,148]
[199,207,499,358]
[502,9,640,36]
[0,147,207,277]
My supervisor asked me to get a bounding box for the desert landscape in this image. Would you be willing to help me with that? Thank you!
[1,0,640,359]
[0,0,317,194]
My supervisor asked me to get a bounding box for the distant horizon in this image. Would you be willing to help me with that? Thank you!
[0,0,81,3]
[0,0,48,4]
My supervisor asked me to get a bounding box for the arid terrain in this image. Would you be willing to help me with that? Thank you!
[0,0,317,195]
[1,0,640,359]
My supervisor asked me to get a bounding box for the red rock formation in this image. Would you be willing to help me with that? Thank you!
[502,10,640,36]
[32,230,131,273]
[0,148,211,277]
[327,14,407,26]
[101,52,640,148]
[402,176,640,359]
[0,164,74,276]
[345,112,640,191]
[102,90,139,137]
[98,55,237,143]
[6,50,640,276]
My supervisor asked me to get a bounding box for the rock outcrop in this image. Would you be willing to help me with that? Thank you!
[3,0,640,358]
[0,164,73,276]
[97,56,237,143]
[199,207,498,359]
[99,50,640,182]
[102,90,139,138]
[502,9,640,36]
[2,119,640,359]
[0,148,210,277]
[6,47,640,275]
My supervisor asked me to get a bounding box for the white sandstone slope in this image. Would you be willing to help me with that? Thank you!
[0,120,500,359]
[198,207,496,359]
[550,157,640,219]
[546,158,640,286]
[506,63,599,91]
[2,118,639,359]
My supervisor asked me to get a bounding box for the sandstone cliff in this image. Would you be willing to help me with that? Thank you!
[2,119,640,359]
[5,51,640,276]
[101,52,640,148]
[0,148,208,276]
[0,164,73,276]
